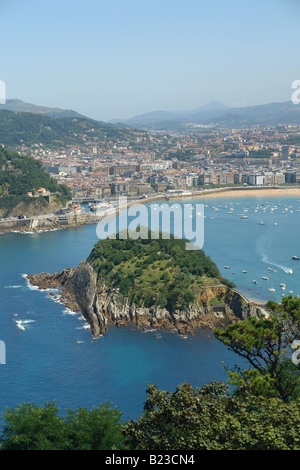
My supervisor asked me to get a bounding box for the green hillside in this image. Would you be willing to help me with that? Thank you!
[0,109,146,150]
[88,232,235,312]
[0,147,71,216]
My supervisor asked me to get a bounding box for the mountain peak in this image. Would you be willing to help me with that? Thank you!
[0,98,87,119]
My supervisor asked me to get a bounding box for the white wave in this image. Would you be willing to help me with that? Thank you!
[258,250,293,275]
[76,323,90,330]
[22,274,59,292]
[45,294,61,303]
[14,319,35,330]
[36,228,61,234]
[4,285,22,289]
[21,274,39,291]
[10,230,35,235]
[62,308,78,316]
[15,320,25,330]
[264,259,293,274]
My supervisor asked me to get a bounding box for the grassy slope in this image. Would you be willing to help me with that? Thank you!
[88,233,235,311]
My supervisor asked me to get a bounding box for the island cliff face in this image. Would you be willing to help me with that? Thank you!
[27,260,258,337]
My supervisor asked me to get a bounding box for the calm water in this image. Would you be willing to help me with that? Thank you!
[0,194,299,420]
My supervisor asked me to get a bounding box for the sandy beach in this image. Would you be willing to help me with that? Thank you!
[178,186,300,200]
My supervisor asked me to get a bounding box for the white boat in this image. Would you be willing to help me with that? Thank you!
[262,276,269,280]
[224,266,230,269]
[242,270,247,273]
[253,280,258,284]
[268,288,275,292]
[259,221,265,225]
[289,290,293,294]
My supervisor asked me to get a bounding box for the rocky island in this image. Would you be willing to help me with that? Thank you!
[27,232,259,337]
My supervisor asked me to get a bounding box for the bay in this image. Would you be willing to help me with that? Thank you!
[0,194,299,420]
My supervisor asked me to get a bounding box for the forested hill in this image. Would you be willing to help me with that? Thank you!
[0,146,71,216]
[87,233,235,312]
[0,109,146,150]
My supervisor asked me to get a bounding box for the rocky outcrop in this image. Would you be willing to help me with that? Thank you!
[27,261,257,338]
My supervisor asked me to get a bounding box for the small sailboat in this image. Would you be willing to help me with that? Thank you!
[259,220,265,225]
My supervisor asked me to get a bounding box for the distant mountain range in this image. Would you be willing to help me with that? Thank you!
[110,100,300,130]
[2,98,300,132]
[110,101,230,125]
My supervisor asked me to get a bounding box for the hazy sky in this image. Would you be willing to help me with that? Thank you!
[1,0,299,120]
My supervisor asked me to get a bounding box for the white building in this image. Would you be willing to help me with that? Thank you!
[248,174,265,186]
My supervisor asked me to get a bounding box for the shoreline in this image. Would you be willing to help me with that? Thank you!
[1,185,300,236]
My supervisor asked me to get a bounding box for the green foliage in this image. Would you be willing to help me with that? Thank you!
[0,402,68,450]
[88,231,234,311]
[0,109,147,150]
[0,146,71,215]
[214,295,300,402]
[0,401,126,450]
[123,382,300,450]
[63,402,126,450]
[247,149,277,159]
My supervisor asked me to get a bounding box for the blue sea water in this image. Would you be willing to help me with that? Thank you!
[0,194,299,420]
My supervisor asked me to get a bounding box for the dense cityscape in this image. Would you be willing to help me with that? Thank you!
[12,124,300,202]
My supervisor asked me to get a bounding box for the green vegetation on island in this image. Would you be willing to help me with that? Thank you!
[0,146,71,216]
[87,232,236,312]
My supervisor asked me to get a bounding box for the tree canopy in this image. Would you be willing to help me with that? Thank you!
[214,295,300,402]
[87,231,235,311]
[123,381,300,450]
[0,401,125,451]
[0,146,71,215]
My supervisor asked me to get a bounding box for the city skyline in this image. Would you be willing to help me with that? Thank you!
[1,0,299,121]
